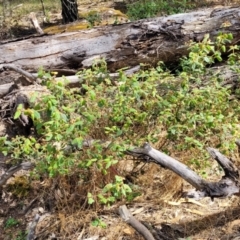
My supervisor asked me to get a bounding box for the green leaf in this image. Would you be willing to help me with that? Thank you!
[91,220,99,227]
[45,133,53,141]
[2,151,8,156]
[87,193,95,204]
[14,104,23,119]
[33,110,41,120]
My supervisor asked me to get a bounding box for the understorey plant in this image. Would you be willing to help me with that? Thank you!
[1,33,240,208]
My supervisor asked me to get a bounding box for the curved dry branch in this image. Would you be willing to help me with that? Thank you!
[119,205,155,240]
[0,64,36,83]
[126,142,206,189]
[207,147,240,180]
[126,143,240,199]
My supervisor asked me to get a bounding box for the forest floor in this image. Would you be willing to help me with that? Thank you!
[1,1,240,240]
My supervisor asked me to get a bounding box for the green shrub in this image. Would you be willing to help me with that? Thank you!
[1,33,240,206]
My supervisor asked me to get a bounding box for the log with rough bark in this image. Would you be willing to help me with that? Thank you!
[126,143,240,200]
[1,6,240,76]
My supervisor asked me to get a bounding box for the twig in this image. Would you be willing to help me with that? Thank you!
[40,0,46,17]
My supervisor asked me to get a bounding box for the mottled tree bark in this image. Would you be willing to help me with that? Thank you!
[61,0,78,24]
[1,7,240,72]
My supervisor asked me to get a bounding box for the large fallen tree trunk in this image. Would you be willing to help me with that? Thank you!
[1,6,240,75]
[126,142,240,200]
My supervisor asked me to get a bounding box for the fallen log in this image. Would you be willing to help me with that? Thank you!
[1,6,240,76]
[126,143,240,200]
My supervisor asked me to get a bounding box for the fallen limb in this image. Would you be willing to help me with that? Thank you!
[0,162,35,186]
[27,214,40,240]
[126,143,240,199]
[207,147,240,180]
[119,205,155,240]
[0,64,36,83]
[0,65,140,97]
[29,12,44,35]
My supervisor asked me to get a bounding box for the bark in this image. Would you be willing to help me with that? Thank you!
[126,143,240,200]
[61,0,78,24]
[1,7,240,74]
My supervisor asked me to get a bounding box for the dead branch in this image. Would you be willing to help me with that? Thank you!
[126,143,240,199]
[0,162,35,186]
[126,143,205,189]
[119,205,155,240]
[0,65,140,97]
[207,147,240,180]
[27,214,40,240]
[21,197,38,215]
[29,12,44,35]
[0,64,36,83]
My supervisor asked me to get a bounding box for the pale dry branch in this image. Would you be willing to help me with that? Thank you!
[119,205,155,240]
[126,143,240,199]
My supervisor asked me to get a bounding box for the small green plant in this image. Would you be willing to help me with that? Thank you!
[91,218,107,228]
[1,32,240,207]
[5,217,19,228]
[97,176,132,205]
[180,33,233,74]
[85,11,101,27]
[16,231,27,240]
